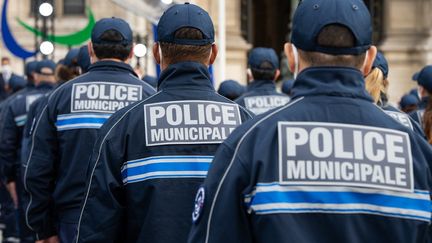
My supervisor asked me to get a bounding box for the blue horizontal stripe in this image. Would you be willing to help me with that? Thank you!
[255,208,430,221]
[252,191,431,213]
[122,162,211,179]
[127,156,214,165]
[56,117,108,126]
[127,174,207,184]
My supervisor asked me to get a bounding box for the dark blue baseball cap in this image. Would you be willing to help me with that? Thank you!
[248,47,279,70]
[409,88,420,100]
[25,60,39,77]
[77,45,91,73]
[36,60,56,75]
[412,72,420,81]
[399,94,419,109]
[9,75,27,92]
[218,80,246,100]
[60,48,80,67]
[91,17,133,45]
[416,65,432,93]
[291,0,372,55]
[282,79,295,95]
[372,52,389,78]
[157,3,215,46]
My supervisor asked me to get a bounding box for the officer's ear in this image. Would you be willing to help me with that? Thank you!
[274,69,281,81]
[153,43,161,65]
[88,42,97,64]
[208,44,218,66]
[284,43,297,74]
[127,43,135,62]
[361,46,378,76]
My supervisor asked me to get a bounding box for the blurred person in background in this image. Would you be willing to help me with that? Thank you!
[410,65,432,143]
[217,79,246,101]
[56,48,81,84]
[365,52,424,135]
[400,94,419,113]
[0,60,57,243]
[235,47,290,115]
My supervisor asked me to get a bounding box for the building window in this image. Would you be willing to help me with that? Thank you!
[63,0,85,15]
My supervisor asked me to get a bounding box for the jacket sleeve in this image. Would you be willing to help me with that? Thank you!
[76,118,126,243]
[0,104,19,183]
[188,142,253,243]
[24,104,58,240]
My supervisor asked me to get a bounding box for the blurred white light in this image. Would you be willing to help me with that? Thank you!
[40,41,54,55]
[134,44,147,58]
[161,0,173,5]
[39,2,54,17]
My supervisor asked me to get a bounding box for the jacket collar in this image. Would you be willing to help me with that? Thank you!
[88,60,138,77]
[36,82,55,90]
[247,80,276,92]
[158,62,214,91]
[291,66,373,102]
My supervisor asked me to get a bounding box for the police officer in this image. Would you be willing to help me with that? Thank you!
[24,17,156,243]
[189,0,432,242]
[365,52,424,136]
[0,61,38,243]
[75,3,251,243]
[217,80,246,101]
[0,60,57,243]
[410,66,432,143]
[409,66,432,125]
[400,94,419,113]
[235,47,290,115]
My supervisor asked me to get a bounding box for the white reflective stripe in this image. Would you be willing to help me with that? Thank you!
[122,157,213,171]
[75,91,161,243]
[56,123,103,130]
[204,97,305,243]
[57,114,111,120]
[14,114,27,122]
[250,203,431,222]
[123,171,208,184]
[251,184,430,201]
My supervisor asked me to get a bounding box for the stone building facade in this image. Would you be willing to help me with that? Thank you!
[0,0,429,103]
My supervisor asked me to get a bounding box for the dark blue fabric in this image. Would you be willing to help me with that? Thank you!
[189,66,432,243]
[76,62,252,243]
[24,60,156,240]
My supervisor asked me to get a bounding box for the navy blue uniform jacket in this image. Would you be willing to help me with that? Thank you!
[189,67,432,243]
[75,62,252,243]
[0,83,53,183]
[24,61,155,240]
[235,80,290,115]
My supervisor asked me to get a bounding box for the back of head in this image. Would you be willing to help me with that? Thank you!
[248,47,279,81]
[77,45,91,73]
[157,3,215,66]
[56,48,81,82]
[365,52,389,103]
[417,65,432,143]
[291,0,372,69]
[25,60,39,82]
[218,80,246,100]
[91,17,133,61]
[400,94,419,113]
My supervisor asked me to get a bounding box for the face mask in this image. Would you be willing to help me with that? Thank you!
[292,44,299,79]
